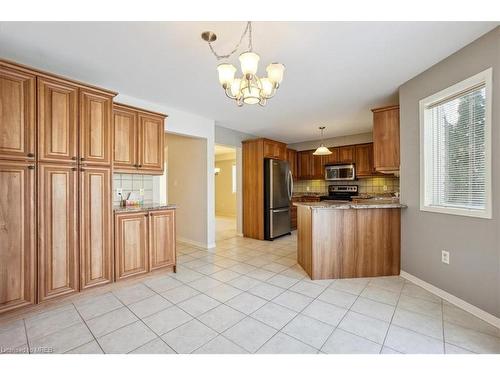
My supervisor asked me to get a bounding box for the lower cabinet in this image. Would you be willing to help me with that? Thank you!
[0,161,36,314]
[114,209,176,281]
[38,163,79,302]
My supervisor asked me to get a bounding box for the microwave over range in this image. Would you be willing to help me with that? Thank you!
[324,163,356,181]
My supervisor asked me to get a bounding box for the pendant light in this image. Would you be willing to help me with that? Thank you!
[313,126,332,156]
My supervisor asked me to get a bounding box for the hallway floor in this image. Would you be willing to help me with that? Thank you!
[1,231,499,354]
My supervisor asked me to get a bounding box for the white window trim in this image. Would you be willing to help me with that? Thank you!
[419,68,492,219]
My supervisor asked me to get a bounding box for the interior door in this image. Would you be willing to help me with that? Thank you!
[80,166,113,289]
[149,210,176,271]
[80,89,113,166]
[38,163,79,301]
[0,161,36,313]
[138,113,164,171]
[37,77,78,164]
[115,212,149,281]
[0,66,36,161]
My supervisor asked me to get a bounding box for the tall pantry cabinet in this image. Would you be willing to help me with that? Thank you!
[0,60,117,312]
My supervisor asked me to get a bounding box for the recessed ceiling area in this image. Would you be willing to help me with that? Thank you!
[214,144,236,157]
[0,21,497,143]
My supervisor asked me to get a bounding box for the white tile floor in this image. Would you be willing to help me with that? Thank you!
[1,229,499,354]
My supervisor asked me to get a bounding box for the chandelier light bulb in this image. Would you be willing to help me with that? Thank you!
[217,63,236,87]
[239,51,260,76]
[266,63,285,85]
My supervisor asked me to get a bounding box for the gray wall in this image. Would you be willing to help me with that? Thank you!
[288,132,373,151]
[215,124,255,147]
[399,27,499,317]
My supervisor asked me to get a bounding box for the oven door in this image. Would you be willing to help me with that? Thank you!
[325,164,356,181]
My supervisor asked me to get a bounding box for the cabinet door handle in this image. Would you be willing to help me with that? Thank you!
[72,167,77,171]
[138,164,143,168]
[144,214,148,217]
[71,156,77,160]
[28,165,35,170]
[27,153,35,158]
[80,157,85,161]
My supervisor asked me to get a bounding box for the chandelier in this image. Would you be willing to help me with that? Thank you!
[313,126,332,156]
[201,22,285,106]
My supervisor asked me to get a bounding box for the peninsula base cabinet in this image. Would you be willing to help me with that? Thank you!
[114,209,176,281]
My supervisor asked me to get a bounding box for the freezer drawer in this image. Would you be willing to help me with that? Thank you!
[265,207,291,240]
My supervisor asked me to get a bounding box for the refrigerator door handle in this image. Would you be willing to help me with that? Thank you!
[288,170,293,200]
[272,208,290,213]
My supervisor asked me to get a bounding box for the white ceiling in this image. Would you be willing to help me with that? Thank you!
[0,22,497,143]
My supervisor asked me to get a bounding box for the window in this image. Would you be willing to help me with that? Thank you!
[231,164,237,194]
[420,68,492,218]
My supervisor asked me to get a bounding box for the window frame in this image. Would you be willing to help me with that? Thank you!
[419,68,492,219]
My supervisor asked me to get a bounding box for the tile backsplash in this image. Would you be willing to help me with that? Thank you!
[113,173,154,205]
[293,176,399,195]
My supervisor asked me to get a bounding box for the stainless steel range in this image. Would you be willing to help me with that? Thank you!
[320,185,358,201]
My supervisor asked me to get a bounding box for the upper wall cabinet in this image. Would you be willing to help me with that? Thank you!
[113,103,166,175]
[338,145,354,163]
[263,139,287,160]
[286,148,297,180]
[79,88,114,166]
[372,105,400,173]
[37,77,79,164]
[354,143,375,177]
[0,65,36,161]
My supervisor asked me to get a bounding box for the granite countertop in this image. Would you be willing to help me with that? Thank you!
[293,201,406,209]
[113,203,177,213]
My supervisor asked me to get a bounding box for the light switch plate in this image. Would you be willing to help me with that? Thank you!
[139,188,145,196]
[441,250,450,265]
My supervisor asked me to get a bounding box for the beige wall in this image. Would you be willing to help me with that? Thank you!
[215,158,237,217]
[167,133,208,247]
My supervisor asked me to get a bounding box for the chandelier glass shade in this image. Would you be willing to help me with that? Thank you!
[313,126,332,156]
[203,22,285,106]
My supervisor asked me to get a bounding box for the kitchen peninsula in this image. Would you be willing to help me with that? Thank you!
[294,201,406,280]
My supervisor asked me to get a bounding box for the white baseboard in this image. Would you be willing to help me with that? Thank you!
[177,237,212,250]
[400,270,500,329]
[236,232,243,237]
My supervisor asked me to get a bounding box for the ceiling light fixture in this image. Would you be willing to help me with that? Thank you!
[201,22,285,107]
[313,126,332,156]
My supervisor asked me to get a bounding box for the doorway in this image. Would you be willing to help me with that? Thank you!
[214,144,238,241]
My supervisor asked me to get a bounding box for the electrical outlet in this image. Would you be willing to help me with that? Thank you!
[383,185,388,191]
[441,250,450,265]
[306,186,310,192]
[139,188,144,196]
[116,188,123,199]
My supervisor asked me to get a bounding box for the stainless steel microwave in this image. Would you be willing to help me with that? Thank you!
[325,164,356,181]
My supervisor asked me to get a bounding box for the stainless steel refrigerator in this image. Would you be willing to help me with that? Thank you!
[264,158,293,240]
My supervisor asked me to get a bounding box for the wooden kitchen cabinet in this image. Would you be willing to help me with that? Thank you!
[286,148,297,180]
[80,166,113,289]
[113,103,166,174]
[113,104,137,170]
[0,161,36,314]
[297,151,313,180]
[338,145,354,163]
[37,77,79,164]
[114,212,149,281]
[354,143,375,177]
[138,113,165,172]
[79,88,114,166]
[372,105,400,172]
[38,163,79,301]
[322,148,339,167]
[263,139,287,160]
[115,209,176,280]
[0,65,36,162]
[148,210,176,271]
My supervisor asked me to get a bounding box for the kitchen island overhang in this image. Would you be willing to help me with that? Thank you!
[294,201,407,280]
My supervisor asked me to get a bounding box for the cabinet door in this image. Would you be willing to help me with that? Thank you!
[138,114,164,172]
[38,77,78,163]
[0,161,36,313]
[0,66,36,161]
[312,153,324,179]
[113,105,137,170]
[355,143,374,177]
[297,151,312,179]
[149,210,176,271]
[80,167,113,289]
[373,107,400,171]
[286,149,297,180]
[80,89,113,166]
[115,212,149,280]
[38,163,79,301]
[338,146,354,163]
[322,148,339,167]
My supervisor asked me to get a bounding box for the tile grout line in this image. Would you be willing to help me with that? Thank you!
[379,282,405,353]
[70,302,105,354]
[22,318,30,354]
